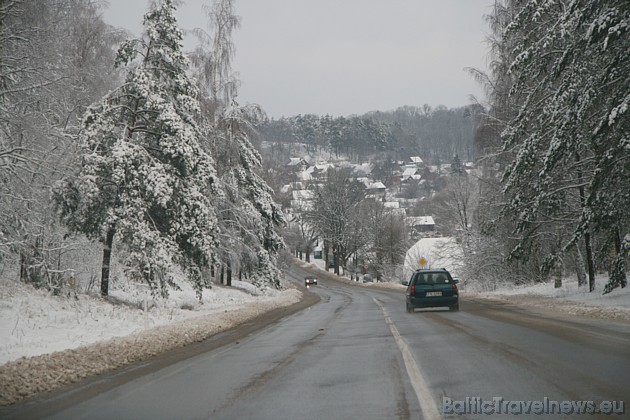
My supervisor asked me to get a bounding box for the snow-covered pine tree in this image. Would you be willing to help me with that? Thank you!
[574,0,629,293]
[191,0,285,289]
[498,0,584,277]
[55,0,219,297]
[496,0,629,293]
[219,111,285,288]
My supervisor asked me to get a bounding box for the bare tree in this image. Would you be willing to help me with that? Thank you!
[190,0,241,122]
[360,199,409,281]
[1,0,120,290]
[306,168,367,274]
[433,174,479,250]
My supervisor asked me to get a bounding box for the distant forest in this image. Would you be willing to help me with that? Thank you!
[251,104,484,164]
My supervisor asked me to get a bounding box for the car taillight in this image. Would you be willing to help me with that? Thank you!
[410,285,415,296]
[452,283,458,293]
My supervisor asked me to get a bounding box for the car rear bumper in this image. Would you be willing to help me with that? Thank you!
[408,296,458,308]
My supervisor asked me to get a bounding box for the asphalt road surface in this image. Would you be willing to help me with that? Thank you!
[4,263,629,419]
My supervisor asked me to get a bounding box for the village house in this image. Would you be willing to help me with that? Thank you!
[401,167,421,182]
[367,181,386,198]
[407,216,436,238]
[287,157,309,172]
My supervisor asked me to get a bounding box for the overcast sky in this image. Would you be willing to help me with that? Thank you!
[102,0,493,119]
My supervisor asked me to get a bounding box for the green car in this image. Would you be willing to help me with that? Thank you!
[403,268,459,312]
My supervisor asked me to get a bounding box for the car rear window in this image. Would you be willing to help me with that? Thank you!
[412,272,452,285]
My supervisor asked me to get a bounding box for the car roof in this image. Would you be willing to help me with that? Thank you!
[414,268,450,273]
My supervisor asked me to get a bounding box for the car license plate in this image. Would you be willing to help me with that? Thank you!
[426,291,442,297]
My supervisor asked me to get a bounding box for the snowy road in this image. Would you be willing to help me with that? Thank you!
[3,265,629,419]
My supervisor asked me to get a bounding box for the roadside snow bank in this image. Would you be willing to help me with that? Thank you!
[466,276,630,321]
[0,278,286,365]
[0,278,301,405]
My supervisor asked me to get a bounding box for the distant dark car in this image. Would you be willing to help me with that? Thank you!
[362,274,373,283]
[403,269,459,312]
[305,275,318,286]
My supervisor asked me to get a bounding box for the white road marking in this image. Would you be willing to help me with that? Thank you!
[374,297,441,419]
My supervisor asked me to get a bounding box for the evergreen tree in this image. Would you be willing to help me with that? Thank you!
[496,0,628,292]
[55,0,219,297]
[191,0,285,288]
[450,154,466,176]
[212,109,285,288]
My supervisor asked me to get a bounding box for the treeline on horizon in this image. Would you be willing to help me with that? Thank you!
[251,104,483,165]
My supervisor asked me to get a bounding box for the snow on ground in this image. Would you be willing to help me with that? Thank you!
[0,275,301,405]
[0,276,296,366]
[465,275,630,321]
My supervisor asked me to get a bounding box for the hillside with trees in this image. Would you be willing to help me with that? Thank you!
[251,104,482,167]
